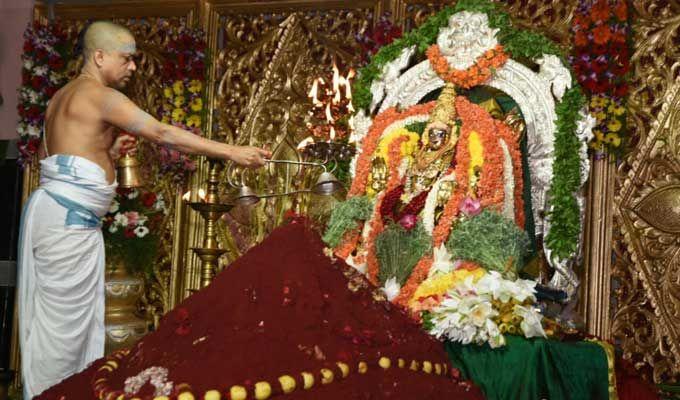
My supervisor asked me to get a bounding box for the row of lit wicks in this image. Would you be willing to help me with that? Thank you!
[183,63,356,206]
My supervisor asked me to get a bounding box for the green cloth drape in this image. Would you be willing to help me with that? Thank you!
[445,336,611,400]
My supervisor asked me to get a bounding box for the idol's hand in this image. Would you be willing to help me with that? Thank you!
[227,145,271,168]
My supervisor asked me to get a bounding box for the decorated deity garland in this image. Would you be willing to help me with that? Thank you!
[348,103,436,196]
[351,0,587,261]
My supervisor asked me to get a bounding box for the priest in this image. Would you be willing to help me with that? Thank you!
[17,20,270,399]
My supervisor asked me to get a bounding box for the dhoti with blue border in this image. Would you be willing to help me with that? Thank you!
[18,155,117,398]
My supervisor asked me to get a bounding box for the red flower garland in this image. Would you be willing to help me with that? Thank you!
[380,185,405,224]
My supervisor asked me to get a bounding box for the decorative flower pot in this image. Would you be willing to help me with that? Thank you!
[104,261,148,355]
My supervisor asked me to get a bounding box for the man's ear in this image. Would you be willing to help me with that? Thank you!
[93,49,106,68]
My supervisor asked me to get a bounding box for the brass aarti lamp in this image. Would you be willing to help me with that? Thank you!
[227,159,343,207]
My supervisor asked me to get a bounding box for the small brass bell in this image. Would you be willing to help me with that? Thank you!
[116,153,142,188]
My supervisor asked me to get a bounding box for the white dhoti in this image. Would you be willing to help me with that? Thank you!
[18,154,116,399]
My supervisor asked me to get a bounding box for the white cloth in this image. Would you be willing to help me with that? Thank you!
[18,154,117,399]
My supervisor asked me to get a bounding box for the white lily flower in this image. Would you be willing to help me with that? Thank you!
[514,305,547,338]
[429,244,455,277]
[486,319,506,348]
[469,302,496,327]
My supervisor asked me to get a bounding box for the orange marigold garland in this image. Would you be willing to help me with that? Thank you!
[455,97,505,210]
[394,255,434,308]
[349,102,436,196]
[426,44,509,89]
[386,135,409,191]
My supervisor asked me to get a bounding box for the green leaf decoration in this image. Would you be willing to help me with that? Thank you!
[446,210,530,279]
[376,222,432,286]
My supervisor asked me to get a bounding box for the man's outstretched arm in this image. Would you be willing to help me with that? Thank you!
[99,88,270,167]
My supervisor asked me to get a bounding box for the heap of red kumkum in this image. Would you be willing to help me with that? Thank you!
[36,221,484,400]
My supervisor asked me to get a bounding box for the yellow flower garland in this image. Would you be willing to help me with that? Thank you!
[375,127,420,163]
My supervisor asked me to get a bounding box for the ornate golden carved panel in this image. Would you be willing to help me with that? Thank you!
[614,80,680,382]
[612,0,680,383]
[207,1,379,143]
[171,1,382,297]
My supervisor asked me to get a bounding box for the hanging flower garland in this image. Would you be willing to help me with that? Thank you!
[494,120,525,228]
[157,23,208,183]
[571,0,631,155]
[426,44,509,89]
[16,22,73,165]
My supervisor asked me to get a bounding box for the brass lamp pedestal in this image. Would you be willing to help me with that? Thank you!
[187,161,233,288]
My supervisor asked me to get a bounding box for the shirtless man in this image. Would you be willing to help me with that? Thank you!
[18,21,270,399]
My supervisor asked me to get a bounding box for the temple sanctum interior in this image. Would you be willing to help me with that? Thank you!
[0,0,679,399]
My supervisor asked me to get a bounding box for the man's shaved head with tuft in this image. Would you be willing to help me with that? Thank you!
[80,21,137,88]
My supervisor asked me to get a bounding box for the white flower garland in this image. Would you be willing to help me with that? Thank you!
[499,139,516,221]
[422,171,456,235]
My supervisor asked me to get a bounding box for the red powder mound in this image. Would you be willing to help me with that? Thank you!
[37,221,484,400]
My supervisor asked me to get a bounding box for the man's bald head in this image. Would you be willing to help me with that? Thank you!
[83,21,136,59]
[80,21,137,88]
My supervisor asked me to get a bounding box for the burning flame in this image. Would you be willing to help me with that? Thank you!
[198,189,206,202]
[325,103,334,124]
[182,191,191,201]
[332,62,340,94]
[308,62,356,141]
[307,79,322,107]
[345,69,355,100]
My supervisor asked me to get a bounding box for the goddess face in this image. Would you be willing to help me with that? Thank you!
[426,122,451,151]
